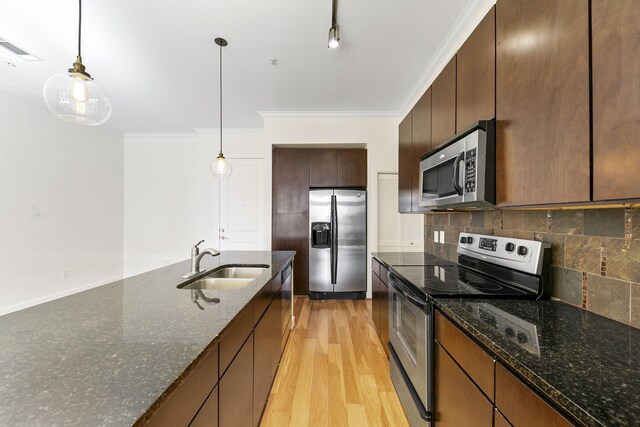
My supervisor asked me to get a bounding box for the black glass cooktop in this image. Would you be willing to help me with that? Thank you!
[391,264,534,298]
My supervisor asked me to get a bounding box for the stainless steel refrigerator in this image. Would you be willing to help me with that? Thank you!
[309,189,367,299]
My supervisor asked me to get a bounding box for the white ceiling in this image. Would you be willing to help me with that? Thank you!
[0,0,473,132]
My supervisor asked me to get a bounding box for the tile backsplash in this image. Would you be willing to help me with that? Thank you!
[424,208,640,328]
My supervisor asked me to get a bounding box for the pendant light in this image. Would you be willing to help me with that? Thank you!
[43,0,111,126]
[210,37,233,178]
[327,0,340,48]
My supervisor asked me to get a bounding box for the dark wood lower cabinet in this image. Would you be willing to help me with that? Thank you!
[219,334,254,427]
[371,259,389,356]
[190,385,218,427]
[494,408,512,427]
[145,344,219,427]
[434,343,494,427]
[434,309,575,427]
[495,364,571,427]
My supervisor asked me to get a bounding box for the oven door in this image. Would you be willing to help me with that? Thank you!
[388,273,432,421]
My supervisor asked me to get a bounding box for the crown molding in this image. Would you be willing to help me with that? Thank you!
[397,0,496,120]
[258,111,398,118]
[124,132,198,138]
[192,127,264,134]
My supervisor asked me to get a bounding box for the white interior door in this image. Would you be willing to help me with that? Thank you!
[377,173,424,252]
[218,159,265,250]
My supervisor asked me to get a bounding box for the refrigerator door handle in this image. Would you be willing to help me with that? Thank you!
[330,194,338,285]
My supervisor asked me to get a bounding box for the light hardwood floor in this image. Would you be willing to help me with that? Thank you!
[260,297,409,427]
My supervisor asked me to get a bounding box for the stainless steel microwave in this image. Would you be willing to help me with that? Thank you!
[419,120,495,210]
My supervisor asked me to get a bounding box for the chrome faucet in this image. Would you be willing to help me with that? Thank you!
[183,240,220,278]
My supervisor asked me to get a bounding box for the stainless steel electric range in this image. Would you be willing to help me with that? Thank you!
[387,232,551,426]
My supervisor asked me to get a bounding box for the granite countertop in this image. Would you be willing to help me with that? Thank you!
[0,251,295,426]
[436,298,640,427]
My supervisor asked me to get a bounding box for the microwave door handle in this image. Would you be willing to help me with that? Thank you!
[452,152,465,196]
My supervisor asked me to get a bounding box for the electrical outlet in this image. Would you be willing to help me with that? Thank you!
[439,231,445,243]
[62,269,70,280]
[434,231,439,243]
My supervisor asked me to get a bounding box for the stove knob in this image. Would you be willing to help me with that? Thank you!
[505,242,516,252]
[517,245,528,256]
[460,236,467,244]
[466,236,474,244]
[505,327,515,338]
[517,332,528,344]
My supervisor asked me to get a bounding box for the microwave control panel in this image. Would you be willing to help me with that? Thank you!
[465,148,477,193]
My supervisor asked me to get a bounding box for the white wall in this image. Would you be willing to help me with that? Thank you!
[123,130,264,277]
[0,85,124,315]
[263,115,399,297]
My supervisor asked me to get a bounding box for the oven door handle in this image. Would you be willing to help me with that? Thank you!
[389,274,427,309]
[452,151,465,196]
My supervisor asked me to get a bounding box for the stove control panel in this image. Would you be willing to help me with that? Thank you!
[457,232,551,275]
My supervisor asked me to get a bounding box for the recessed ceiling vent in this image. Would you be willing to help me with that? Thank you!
[0,37,41,61]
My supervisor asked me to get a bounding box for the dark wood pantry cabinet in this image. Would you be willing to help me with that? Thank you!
[456,6,495,133]
[495,0,590,206]
[592,0,640,201]
[272,148,367,295]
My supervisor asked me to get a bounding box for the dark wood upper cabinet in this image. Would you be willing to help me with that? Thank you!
[496,0,590,206]
[592,0,640,201]
[398,112,413,213]
[337,149,367,187]
[274,149,309,214]
[431,56,457,148]
[309,149,338,187]
[456,6,495,132]
[411,88,432,212]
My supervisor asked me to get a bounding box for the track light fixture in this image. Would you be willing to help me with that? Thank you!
[328,0,340,48]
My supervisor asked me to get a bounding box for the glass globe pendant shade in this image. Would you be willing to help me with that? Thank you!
[210,154,233,178]
[43,71,112,126]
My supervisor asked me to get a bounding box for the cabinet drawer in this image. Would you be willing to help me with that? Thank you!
[372,258,380,278]
[435,311,495,400]
[495,364,572,427]
[219,307,253,376]
[189,385,218,427]
[379,263,389,286]
[253,281,273,325]
[145,344,218,427]
[494,408,512,427]
[434,343,493,427]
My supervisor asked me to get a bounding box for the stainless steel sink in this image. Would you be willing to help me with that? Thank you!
[178,265,269,290]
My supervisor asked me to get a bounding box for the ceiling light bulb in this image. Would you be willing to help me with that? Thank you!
[328,26,340,48]
[210,154,233,178]
[69,75,90,102]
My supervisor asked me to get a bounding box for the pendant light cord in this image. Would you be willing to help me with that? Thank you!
[219,42,223,156]
[78,0,82,57]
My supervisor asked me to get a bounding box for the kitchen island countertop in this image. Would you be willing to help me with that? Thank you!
[0,251,295,426]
